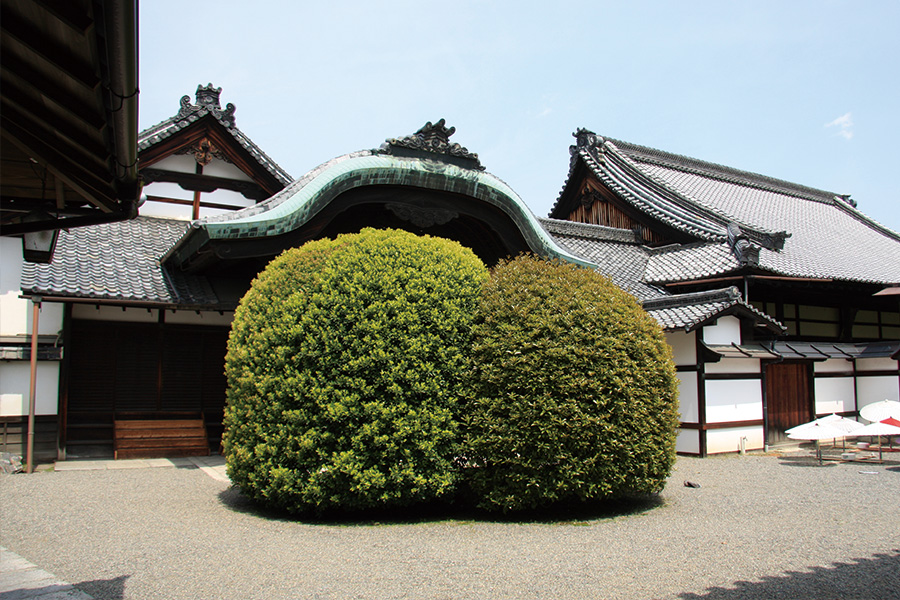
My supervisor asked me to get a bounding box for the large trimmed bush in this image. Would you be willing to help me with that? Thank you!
[464,255,679,511]
[223,228,488,513]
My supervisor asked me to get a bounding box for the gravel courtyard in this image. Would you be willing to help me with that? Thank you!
[2,452,898,600]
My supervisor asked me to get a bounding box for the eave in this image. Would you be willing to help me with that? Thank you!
[0,0,140,236]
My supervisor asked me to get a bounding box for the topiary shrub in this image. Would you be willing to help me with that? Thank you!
[463,255,679,512]
[223,228,488,514]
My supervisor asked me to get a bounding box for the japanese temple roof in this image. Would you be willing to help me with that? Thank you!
[163,121,595,272]
[138,84,292,187]
[642,287,786,333]
[553,131,900,286]
[538,218,665,302]
[20,217,223,308]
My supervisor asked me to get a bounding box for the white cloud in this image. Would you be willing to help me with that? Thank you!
[825,112,854,140]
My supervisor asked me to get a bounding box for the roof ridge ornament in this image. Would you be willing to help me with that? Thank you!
[177,83,237,128]
[381,119,484,170]
[727,222,760,267]
[570,128,605,168]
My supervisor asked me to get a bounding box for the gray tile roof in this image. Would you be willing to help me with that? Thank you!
[644,242,740,284]
[21,217,221,307]
[556,131,900,286]
[539,218,665,301]
[138,85,292,186]
[642,287,785,333]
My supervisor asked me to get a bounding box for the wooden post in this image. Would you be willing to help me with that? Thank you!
[26,296,41,474]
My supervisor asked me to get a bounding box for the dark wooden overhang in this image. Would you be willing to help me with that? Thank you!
[139,113,285,201]
[1,0,140,236]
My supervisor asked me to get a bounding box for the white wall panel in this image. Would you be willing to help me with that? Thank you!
[0,362,59,416]
[665,331,696,366]
[706,426,764,454]
[202,158,253,180]
[1,240,64,336]
[675,428,700,454]
[676,371,699,423]
[814,377,856,415]
[705,379,762,423]
[705,358,760,375]
[856,358,899,372]
[702,316,742,345]
[857,376,900,418]
[815,358,853,374]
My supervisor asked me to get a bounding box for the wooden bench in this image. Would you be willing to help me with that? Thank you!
[113,417,210,460]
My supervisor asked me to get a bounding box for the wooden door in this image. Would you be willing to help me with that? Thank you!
[765,362,813,444]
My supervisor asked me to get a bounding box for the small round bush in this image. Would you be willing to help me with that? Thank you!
[223,228,488,513]
[464,255,679,512]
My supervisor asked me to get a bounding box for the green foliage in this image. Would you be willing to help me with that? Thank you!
[464,255,679,512]
[223,228,488,513]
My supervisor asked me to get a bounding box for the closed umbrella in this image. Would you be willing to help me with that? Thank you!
[787,421,848,464]
[843,419,900,461]
[859,400,900,422]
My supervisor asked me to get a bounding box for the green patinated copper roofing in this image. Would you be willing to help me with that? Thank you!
[175,150,596,269]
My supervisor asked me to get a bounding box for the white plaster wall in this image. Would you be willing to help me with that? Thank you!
[857,376,900,420]
[665,331,696,366]
[705,358,761,375]
[151,154,198,174]
[814,377,856,415]
[203,158,253,181]
[701,316,742,345]
[705,379,763,423]
[72,305,159,323]
[1,239,64,337]
[706,426,764,454]
[855,358,899,372]
[0,362,59,416]
[815,358,854,374]
[675,428,700,455]
[676,371,699,423]
[165,310,234,326]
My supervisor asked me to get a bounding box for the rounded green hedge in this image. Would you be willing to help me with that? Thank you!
[223,228,488,513]
[464,255,679,512]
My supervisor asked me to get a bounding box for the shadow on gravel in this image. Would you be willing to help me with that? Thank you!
[18,575,129,600]
[74,574,130,599]
[216,485,664,526]
[677,550,900,599]
[776,455,900,469]
[775,456,840,468]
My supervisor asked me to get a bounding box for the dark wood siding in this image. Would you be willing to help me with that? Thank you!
[765,362,813,444]
[66,319,228,453]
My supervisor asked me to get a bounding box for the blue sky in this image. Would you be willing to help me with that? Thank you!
[139,1,900,232]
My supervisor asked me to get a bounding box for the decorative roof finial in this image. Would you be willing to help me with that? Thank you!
[380,119,484,170]
[195,84,222,109]
[176,83,237,129]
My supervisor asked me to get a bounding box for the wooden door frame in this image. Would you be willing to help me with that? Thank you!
[762,360,815,447]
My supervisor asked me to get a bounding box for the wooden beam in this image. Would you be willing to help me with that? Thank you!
[1,114,117,212]
[0,52,105,130]
[0,5,100,91]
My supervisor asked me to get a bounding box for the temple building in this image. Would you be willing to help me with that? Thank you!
[2,85,899,462]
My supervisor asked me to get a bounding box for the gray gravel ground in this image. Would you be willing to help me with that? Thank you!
[2,453,899,600]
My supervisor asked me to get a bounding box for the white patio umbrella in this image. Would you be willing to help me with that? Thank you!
[859,400,900,423]
[843,419,900,461]
[787,421,849,464]
[785,414,863,435]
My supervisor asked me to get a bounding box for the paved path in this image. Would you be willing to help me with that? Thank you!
[0,548,93,600]
[52,455,229,483]
[2,453,899,599]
